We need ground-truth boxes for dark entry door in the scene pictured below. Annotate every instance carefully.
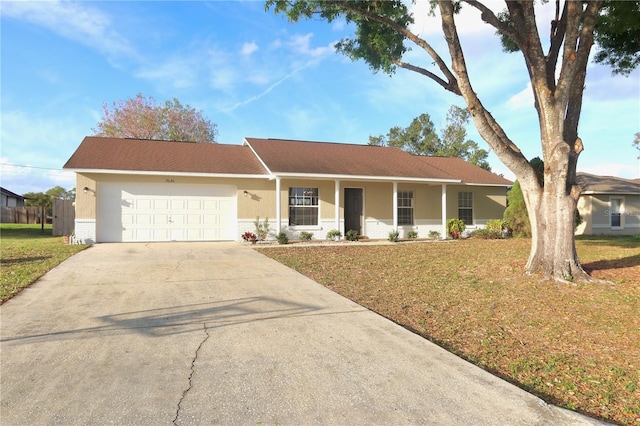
[344,188,363,236]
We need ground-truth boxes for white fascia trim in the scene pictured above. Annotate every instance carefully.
[581,191,640,195]
[461,182,513,188]
[271,172,461,184]
[67,168,271,179]
[242,138,273,175]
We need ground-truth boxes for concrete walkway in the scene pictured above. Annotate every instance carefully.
[1,243,602,425]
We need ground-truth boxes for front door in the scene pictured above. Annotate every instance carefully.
[344,188,363,236]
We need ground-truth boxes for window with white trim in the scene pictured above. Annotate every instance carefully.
[289,187,319,226]
[610,197,623,228]
[397,191,414,225]
[458,192,473,225]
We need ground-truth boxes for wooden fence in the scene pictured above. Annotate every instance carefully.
[52,199,75,236]
[1,206,42,224]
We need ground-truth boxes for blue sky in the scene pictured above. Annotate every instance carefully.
[1,0,639,195]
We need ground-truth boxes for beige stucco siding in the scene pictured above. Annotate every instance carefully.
[75,174,98,219]
[446,185,507,224]
[579,194,640,235]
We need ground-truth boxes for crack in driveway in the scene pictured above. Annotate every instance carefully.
[173,323,210,425]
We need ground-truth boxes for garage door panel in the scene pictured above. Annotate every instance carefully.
[97,182,236,242]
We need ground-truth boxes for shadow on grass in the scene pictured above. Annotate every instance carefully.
[582,253,640,272]
[1,256,51,265]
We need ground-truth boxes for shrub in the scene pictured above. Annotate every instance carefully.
[446,218,466,239]
[428,230,441,240]
[407,230,418,239]
[472,228,499,239]
[479,219,508,239]
[388,230,400,242]
[276,232,289,244]
[326,229,342,240]
[345,229,359,241]
[254,217,270,240]
[300,231,313,241]
[242,231,257,243]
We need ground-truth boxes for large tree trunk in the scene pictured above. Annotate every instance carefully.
[520,164,589,282]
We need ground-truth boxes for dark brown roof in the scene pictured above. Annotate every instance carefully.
[417,156,513,185]
[64,136,513,186]
[245,138,511,184]
[63,137,268,175]
[577,172,640,194]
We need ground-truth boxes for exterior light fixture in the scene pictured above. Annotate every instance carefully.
[243,190,249,197]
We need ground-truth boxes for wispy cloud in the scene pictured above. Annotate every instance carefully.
[241,42,259,56]
[1,0,136,60]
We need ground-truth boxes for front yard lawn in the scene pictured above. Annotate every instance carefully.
[1,224,87,303]
[257,236,640,425]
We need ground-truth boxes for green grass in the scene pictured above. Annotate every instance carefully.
[1,224,87,303]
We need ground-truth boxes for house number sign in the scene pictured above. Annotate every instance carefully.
[166,178,175,183]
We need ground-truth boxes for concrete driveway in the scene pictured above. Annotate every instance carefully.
[1,242,601,425]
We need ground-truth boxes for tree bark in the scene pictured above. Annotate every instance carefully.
[438,0,604,282]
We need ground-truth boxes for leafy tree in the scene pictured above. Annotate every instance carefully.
[634,132,640,159]
[267,0,640,282]
[93,93,218,143]
[24,186,76,217]
[370,105,491,170]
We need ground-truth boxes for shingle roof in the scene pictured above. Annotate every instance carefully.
[245,137,512,185]
[63,137,268,175]
[577,172,640,194]
[63,136,513,186]
[416,156,513,186]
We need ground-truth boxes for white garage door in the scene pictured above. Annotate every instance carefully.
[97,182,236,242]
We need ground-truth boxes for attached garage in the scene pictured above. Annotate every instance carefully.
[97,182,237,242]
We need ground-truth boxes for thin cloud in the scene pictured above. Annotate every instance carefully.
[1,0,136,59]
[241,42,259,56]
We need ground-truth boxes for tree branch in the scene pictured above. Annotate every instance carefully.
[333,1,460,95]
[392,60,461,95]
[462,0,520,43]
[545,1,568,91]
[438,0,533,183]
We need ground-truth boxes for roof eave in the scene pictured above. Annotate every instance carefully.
[67,168,271,179]
[270,172,461,184]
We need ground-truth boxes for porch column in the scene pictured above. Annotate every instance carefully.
[441,184,447,239]
[393,181,398,230]
[275,177,282,233]
[334,179,340,231]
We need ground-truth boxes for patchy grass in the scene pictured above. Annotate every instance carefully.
[257,236,640,425]
[1,224,87,303]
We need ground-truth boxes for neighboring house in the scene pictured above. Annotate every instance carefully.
[575,173,640,236]
[1,187,25,207]
[63,136,512,244]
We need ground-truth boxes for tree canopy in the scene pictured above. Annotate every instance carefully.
[268,0,640,282]
[369,105,491,170]
[24,186,75,216]
[93,94,218,143]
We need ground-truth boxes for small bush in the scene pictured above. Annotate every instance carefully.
[446,218,466,239]
[407,230,418,239]
[326,229,342,240]
[276,232,289,244]
[479,219,508,239]
[388,230,400,242]
[300,231,313,241]
[242,231,257,243]
[345,229,359,241]
[428,230,441,240]
[254,217,270,240]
